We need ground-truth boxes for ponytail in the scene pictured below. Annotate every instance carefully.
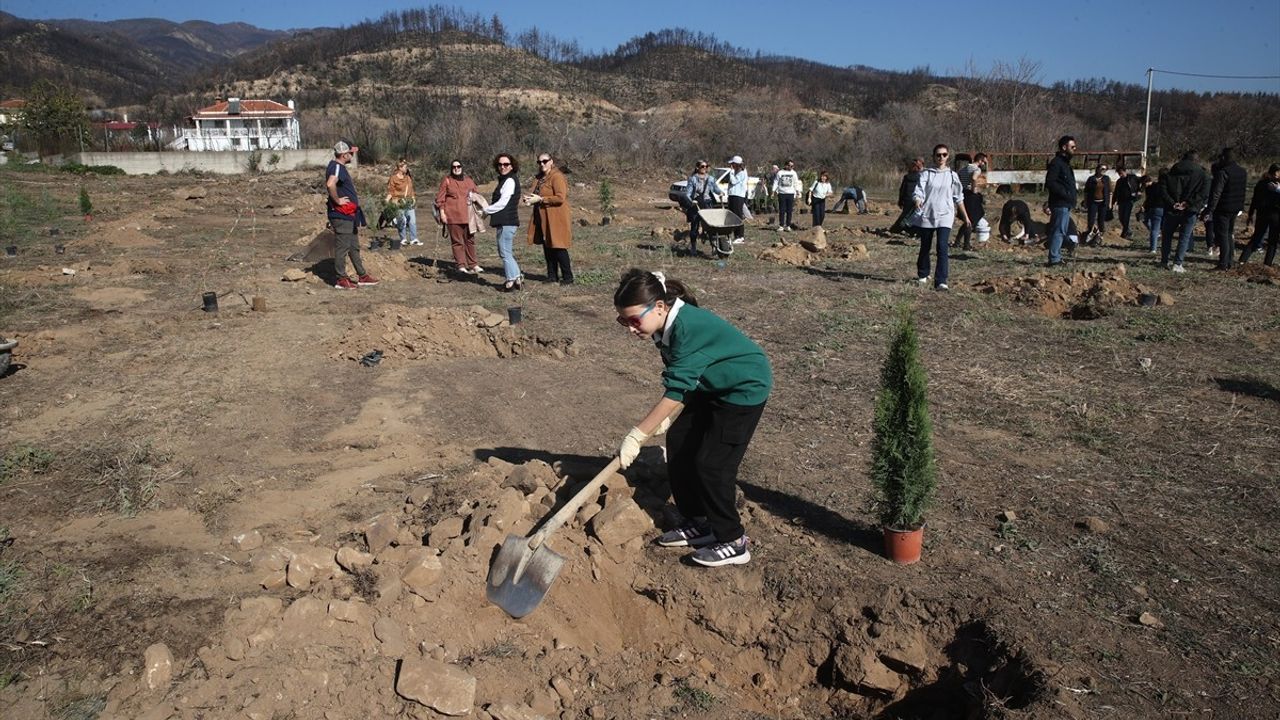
[613,268,698,308]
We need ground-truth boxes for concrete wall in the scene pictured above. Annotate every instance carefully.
[66,149,347,175]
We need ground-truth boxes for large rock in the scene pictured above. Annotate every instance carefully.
[429,516,466,547]
[336,546,374,572]
[143,643,173,691]
[286,546,340,590]
[503,461,559,494]
[589,497,654,547]
[174,187,207,200]
[396,658,476,715]
[800,226,827,252]
[401,548,444,600]
[365,514,400,553]
[835,646,903,698]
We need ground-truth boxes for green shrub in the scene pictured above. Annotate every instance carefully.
[869,308,937,529]
[61,163,124,176]
[78,186,92,216]
[598,179,616,219]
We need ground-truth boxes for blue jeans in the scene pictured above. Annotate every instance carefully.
[1145,207,1164,252]
[1161,209,1197,266]
[394,208,418,242]
[916,227,950,287]
[495,225,521,281]
[1046,207,1073,263]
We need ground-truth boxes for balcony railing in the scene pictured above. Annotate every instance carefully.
[180,127,294,139]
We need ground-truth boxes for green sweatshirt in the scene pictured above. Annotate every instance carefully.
[655,301,772,406]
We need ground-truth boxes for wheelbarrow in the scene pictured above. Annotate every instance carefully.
[697,207,742,257]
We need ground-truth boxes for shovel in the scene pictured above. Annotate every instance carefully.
[486,456,623,618]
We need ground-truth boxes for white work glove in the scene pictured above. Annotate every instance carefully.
[523,193,544,206]
[618,427,649,469]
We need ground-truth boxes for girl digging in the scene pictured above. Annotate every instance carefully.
[614,269,772,567]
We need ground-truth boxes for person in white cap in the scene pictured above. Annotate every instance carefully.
[726,155,748,244]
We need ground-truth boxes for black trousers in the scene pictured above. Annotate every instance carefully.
[955,190,984,247]
[1117,200,1134,238]
[727,195,746,239]
[778,194,795,228]
[999,200,1033,240]
[666,394,766,542]
[542,245,573,282]
[1212,212,1238,269]
[811,198,826,227]
[1240,208,1280,265]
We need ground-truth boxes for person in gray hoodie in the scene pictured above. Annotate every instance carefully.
[910,143,971,290]
[1159,151,1210,272]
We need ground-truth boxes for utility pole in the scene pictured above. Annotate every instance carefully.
[1142,68,1154,170]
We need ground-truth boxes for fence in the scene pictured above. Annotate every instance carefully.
[66,149,344,175]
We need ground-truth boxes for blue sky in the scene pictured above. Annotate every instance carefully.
[12,0,1280,93]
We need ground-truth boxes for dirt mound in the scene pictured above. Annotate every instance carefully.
[334,305,576,364]
[1225,263,1280,285]
[97,457,1053,720]
[974,264,1170,319]
[758,235,870,267]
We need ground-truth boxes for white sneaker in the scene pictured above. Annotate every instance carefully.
[1172,264,1186,273]
[777,226,785,232]
[1208,247,1219,257]
[408,239,423,246]
[936,283,949,291]
[731,238,745,244]
[916,277,929,285]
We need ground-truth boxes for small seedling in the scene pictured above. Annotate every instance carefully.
[78,186,93,220]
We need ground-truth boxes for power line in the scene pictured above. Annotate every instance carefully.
[1151,68,1280,80]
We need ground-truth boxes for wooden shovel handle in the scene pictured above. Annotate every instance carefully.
[527,457,621,550]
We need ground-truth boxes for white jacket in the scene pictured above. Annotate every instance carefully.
[911,167,963,228]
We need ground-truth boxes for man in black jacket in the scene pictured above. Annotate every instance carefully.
[1043,135,1078,266]
[1159,150,1210,273]
[1205,147,1248,269]
[1240,163,1280,264]
[889,157,924,234]
[1111,166,1141,240]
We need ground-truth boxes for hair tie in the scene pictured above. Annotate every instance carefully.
[651,271,667,292]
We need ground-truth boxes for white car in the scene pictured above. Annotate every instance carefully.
[668,167,762,204]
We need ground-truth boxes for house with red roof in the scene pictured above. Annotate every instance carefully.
[0,99,26,126]
[171,97,301,152]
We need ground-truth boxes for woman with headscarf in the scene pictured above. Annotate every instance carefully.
[436,159,482,274]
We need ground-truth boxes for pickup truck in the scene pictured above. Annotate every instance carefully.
[668,167,762,204]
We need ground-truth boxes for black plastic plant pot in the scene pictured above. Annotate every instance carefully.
[4,246,16,257]
[55,244,66,255]
[202,292,219,312]
[507,306,522,325]
[390,238,403,250]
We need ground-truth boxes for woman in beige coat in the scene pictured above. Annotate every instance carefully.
[525,153,573,284]
[436,159,482,274]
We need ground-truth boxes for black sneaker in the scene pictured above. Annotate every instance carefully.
[690,536,751,567]
[657,520,715,547]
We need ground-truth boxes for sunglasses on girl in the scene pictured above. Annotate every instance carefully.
[934,152,949,158]
[498,161,512,167]
[538,157,552,164]
[451,164,462,169]
[616,301,657,329]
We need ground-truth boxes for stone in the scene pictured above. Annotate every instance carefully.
[429,516,466,547]
[336,546,374,572]
[576,503,602,527]
[282,597,327,629]
[224,637,246,661]
[485,488,528,532]
[407,486,434,506]
[272,206,295,217]
[143,643,173,691]
[1075,516,1110,534]
[258,570,287,590]
[327,599,371,624]
[1157,292,1175,306]
[365,514,400,553]
[488,703,545,720]
[800,226,827,252]
[287,547,340,590]
[835,647,903,697]
[504,462,557,494]
[282,268,307,282]
[175,187,207,200]
[1137,611,1164,629]
[879,631,929,674]
[550,676,573,705]
[374,617,407,657]
[589,497,654,547]
[396,658,476,715]
[402,549,444,600]
[997,510,1017,523]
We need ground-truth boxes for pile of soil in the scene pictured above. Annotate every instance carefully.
[1224,263,1280,286]
[973,264,1171,319]
[333,305,576,364]
[99,457,1054,720]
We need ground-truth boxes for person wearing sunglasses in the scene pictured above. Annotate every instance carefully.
[613,268,771,568]
[684,160,725,254]
[476,153,523,290]
[524,154,574,284]
[435,159,483,275]
[910,144,971,291]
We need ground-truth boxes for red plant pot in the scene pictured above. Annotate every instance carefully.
[883,525,924,565]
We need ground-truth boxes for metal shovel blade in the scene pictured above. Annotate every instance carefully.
[486,534,566,619]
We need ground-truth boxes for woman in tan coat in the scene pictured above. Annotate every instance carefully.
[525,153,573,284]
[436,159,482,274]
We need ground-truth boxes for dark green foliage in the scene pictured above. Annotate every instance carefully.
[598,179,615,218]
[18,80,89,157]
[870,308,936,529]
[78,186,92,216]
[62,164,123,176]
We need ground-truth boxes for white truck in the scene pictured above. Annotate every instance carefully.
[668,167,763,204]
